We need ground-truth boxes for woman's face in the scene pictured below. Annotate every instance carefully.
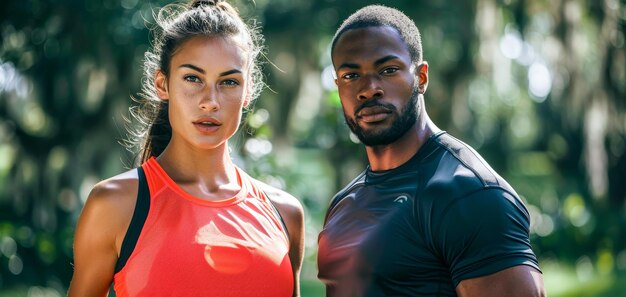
[156,35,250,151]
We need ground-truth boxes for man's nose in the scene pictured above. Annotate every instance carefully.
[357,74,384,101]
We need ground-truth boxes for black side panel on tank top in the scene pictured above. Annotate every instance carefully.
[114,167,151,273]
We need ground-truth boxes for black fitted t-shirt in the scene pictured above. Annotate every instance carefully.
[317,132,540,297]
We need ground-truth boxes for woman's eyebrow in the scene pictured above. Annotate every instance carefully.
[179,63,205,74]
[219,69,242,76]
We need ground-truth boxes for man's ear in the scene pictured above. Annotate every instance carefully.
[416,61,429,94]
[155,70,169,100]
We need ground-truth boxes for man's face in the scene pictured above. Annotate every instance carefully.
[332,26,423,147]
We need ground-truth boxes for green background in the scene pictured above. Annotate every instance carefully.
[1,0,625,296]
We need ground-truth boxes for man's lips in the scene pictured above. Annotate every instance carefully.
[356,106,392,123]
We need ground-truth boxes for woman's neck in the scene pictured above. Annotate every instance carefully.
[155,140,241,200]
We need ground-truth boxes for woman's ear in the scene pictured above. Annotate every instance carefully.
[155,70,169,100]
[416,61,429,94]
[241,86,250,108]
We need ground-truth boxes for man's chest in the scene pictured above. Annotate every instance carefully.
[318,186,447,283]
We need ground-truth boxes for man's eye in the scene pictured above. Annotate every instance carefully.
[184,75,201,83]
[381,67,399,75]
[342,73,359,80]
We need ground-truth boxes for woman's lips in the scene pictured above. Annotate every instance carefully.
[193,117,222,133]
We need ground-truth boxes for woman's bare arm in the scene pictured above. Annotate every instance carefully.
[68,170,138,297]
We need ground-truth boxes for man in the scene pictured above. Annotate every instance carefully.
[317,5,545,297]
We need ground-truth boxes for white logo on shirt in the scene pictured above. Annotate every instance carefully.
[394,195,408,203]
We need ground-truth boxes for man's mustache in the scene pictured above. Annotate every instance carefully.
[354,100,396,117]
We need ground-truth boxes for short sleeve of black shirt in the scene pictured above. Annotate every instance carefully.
[433,187,540,287]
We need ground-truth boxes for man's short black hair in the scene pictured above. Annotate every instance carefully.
[331,5,423,63]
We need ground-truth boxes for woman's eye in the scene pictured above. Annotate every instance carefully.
[221,79,240,86]
[184,75,201,83]
[381,67,399,75]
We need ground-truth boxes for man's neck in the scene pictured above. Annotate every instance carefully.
[365,113,439,172]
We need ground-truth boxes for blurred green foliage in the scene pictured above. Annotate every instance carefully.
[1,0,625,296]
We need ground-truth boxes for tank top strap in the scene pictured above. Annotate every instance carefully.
[237,170,290,242]
[114,166,151,273]
[236,169,264,201]
[142,157,170,196]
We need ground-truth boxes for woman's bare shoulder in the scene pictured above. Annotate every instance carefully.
[253,178,305,278]
[253,179,304,239]
[70,168,141,296]
[254,180,303,213]
[79,168,141,243]
[87,169,139,210]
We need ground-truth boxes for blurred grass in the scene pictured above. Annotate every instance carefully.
[542,261,626,297]
[301,279,325,297]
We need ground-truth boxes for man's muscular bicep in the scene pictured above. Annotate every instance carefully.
[456,265,545,297]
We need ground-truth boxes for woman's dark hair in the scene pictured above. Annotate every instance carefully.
[126,0,264,165]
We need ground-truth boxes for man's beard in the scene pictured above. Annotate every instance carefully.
[344,85,419,146]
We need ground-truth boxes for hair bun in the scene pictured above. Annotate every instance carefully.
[191,0,222,8]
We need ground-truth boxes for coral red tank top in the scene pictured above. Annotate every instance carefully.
[113,157,293,296]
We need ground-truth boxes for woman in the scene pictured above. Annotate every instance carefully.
[68,0,304,296]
